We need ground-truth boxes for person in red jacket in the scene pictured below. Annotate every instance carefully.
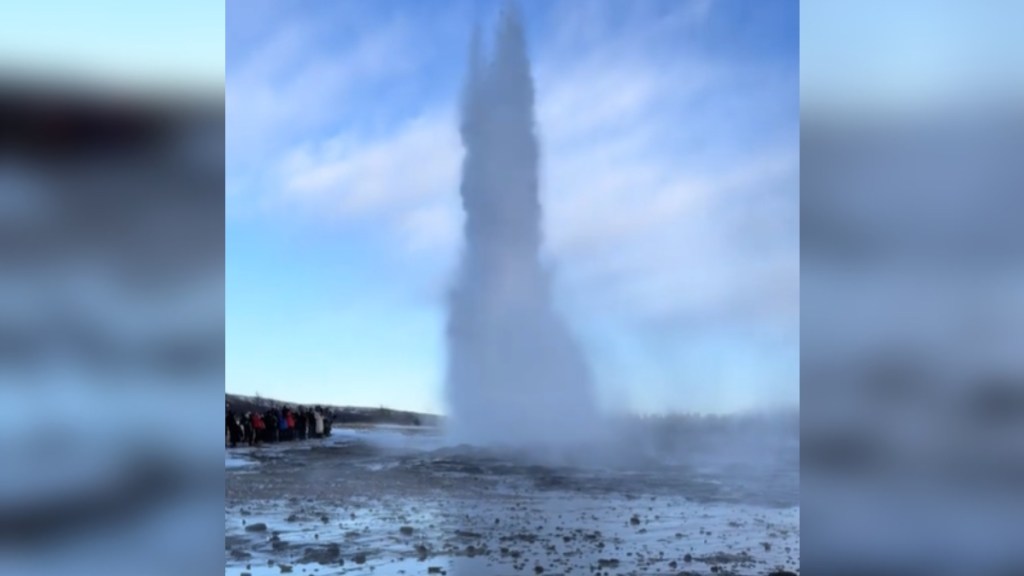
[285,409,296,441]
[250,412,265,446]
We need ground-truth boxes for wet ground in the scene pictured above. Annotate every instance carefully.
[225,426,799,575]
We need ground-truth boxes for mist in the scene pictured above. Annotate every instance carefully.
[444,7,599,449]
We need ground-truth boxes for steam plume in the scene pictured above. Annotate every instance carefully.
[444,5,598,448]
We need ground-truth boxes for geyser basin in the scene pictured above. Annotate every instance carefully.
[225,423,800,576]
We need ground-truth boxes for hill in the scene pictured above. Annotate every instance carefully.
[225,393,443,427]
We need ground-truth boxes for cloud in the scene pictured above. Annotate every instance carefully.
[282,114,459,212]
[227,9,417,198]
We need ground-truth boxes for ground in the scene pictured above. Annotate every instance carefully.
[225,425,799,576]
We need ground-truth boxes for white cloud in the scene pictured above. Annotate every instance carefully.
[282,114,460,214]
[227,14,417,200]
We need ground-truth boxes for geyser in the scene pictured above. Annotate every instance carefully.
[444,6,598,448]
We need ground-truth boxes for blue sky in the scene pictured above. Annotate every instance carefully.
[802,0,1024,114]
[1,0,222,89]
[226,0,799,415]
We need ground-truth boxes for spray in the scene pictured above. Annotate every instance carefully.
[444,5,598,449]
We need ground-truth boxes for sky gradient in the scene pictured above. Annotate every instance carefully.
[1,0,223,89]
[226,0,799,415]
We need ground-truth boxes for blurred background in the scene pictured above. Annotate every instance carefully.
[0,2,224,575]
[5,0,1024,574]
[801,1,1024,574]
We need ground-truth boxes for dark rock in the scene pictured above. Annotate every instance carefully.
[353,553,367,565]
[597,559,620,568]
[279,565,293,574]
[245,523,267,532]
[697,552,753,565]
[684,553,693,562]
[301,543,341,564]
[533,565,544,574]
[767,571,798,576]
[399,525,415,536]
[428,567,443,574]
[629,514,640,526]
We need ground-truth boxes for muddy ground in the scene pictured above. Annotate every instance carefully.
[225,426,799,575]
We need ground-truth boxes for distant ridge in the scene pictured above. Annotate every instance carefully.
[225,393,443,427]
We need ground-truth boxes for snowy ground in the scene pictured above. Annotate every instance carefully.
[225,425,799,575]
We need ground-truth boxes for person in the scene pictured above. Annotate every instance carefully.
[226,403,242,448]
[250,411,265,445]
[277,406,289,441]
[266,409,279,443]
[296,409,307,441]
[285,408,296,441]
[314,407,324,438]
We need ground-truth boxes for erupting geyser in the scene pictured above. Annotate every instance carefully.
[444,6,598,448]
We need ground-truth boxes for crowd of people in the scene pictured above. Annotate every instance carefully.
[226,402,334,447]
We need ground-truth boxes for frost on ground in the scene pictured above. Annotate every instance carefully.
[225,424,799,576]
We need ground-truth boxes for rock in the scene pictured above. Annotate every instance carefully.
[399,525,415,536]
[245,523,267,532]
[353,553,367,565]
[767,572,798,576]
[301,543,341,564]
[533,565,544,574]
[597,559,620,568]
[279,565,293,574]
[286,514,299,522]
[428,567,443,574]
[230,549,251,560]
[629,514,640,526]
[684,553,693,562]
